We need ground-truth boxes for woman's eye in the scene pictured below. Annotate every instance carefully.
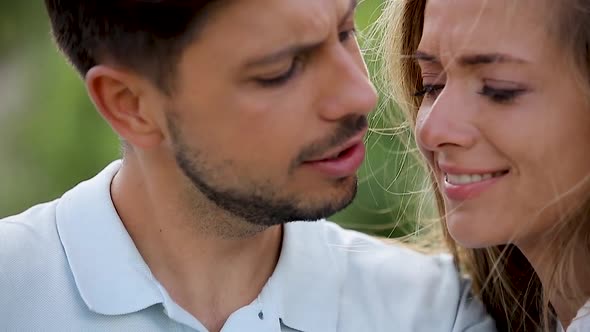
[256,57,303,87]
[479,85,527,103]
[415,84,444,100]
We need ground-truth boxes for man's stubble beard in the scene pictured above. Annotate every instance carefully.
[167,113,365,230]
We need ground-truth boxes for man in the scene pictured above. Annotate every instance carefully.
[0,0,496,331]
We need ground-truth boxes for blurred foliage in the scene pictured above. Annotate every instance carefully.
[0,1,433,238]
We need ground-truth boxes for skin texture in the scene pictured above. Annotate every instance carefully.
[84,0,377,331]
[415,0,590,326]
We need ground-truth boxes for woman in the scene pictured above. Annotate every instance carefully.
[378,0,590,331]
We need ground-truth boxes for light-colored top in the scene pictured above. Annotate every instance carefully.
[557,301,590,332]
[0,160,497,332]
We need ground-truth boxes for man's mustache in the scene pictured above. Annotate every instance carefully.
[293,115,368,168]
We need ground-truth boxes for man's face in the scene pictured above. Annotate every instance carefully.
[158,0,377,226]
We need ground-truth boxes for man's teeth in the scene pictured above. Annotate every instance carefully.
[445,172,505,185]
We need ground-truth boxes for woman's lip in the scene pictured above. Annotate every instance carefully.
[441,171,509,201]
[438,163,510,175]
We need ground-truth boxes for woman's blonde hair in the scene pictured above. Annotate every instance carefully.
[375,0,590,330]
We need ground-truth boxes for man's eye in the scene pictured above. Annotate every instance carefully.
[256,57,304,87]
[339,28,357,43]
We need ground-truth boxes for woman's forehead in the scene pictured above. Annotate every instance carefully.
[419,0,550,65]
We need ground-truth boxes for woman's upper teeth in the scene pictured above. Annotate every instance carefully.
[445,171,504,185]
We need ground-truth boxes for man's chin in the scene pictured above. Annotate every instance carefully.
[295,177,358,220]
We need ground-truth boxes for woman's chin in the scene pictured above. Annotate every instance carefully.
[446,216,509,249]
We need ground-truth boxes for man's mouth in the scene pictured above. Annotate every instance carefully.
[301,129,367,179]
[305,134,365,163]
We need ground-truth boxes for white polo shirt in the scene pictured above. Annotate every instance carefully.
[557,301,590,332]
[0,161,497,332]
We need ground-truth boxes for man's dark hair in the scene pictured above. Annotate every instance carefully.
[44,0,222,92]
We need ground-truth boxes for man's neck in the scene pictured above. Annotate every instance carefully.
[111,158,283,332]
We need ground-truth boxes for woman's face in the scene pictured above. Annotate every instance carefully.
[415,0,590,249]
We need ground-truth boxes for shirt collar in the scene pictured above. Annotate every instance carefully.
[268,221,344,332]
[56,160,345,332]
[56,160,163,315]
[566,301,590,331]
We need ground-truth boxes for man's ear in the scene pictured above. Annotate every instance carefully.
[85,65,165,149]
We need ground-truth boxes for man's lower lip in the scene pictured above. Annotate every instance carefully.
[442,173,507,201]
[303,143,365,178]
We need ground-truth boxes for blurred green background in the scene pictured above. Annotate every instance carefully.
[0,1,432,238]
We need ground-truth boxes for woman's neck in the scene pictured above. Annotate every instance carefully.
[518,233,590,329]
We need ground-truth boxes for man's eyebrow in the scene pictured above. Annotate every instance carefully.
[244,0,358,69]
[340,0,358,26]
[244,42,323,68]
[414,51,529,66]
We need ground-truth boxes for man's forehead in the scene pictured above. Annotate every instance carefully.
[177,0,356,73]
[202,0,354,38]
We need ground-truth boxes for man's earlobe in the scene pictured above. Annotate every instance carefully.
[85,66,164,149]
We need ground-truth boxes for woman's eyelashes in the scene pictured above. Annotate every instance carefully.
[415,82,528,103]
[415,84,444,99]
[478,85,528,103]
